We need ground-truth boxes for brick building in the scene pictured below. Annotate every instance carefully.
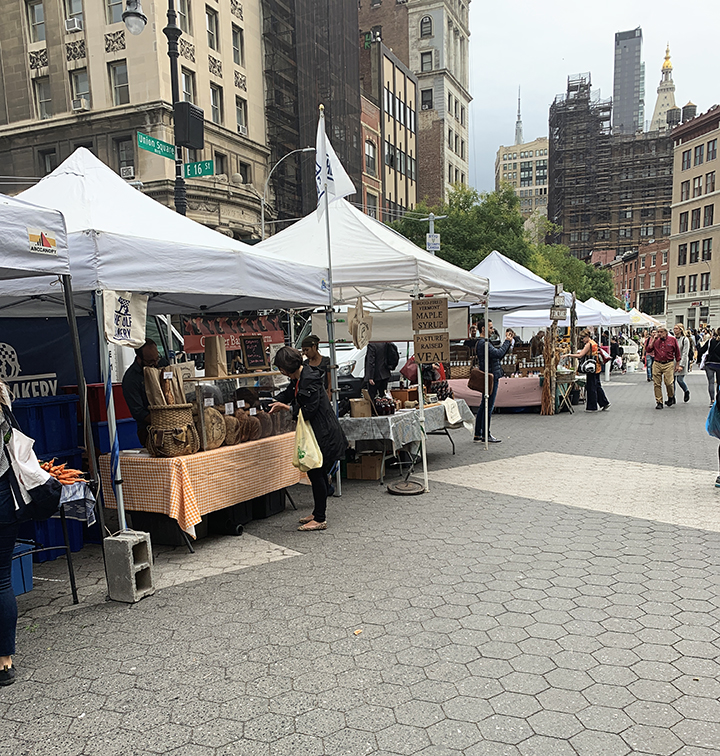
[360,94,382,218]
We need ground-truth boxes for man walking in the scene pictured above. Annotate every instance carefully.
[647,326,681,409]
[474,322,514,443]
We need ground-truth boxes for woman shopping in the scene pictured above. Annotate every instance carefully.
[568,330,610,412]
[270,346,347,531]
[673,324,692,403]
[699,330,720,407]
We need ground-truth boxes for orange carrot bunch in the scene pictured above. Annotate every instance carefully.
[40,459,87,485]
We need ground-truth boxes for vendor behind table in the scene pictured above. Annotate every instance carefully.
[301,334,331,398]
[121,339,169,447]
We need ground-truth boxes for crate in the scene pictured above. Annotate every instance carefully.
[12,395,80,457]
[17,517,84,563]
[11,542,33,596]
[91,419,142,454]
[62,383,132,423]
[208,501,254,536]
[251,490,286,520]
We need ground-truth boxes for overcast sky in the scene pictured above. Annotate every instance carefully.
[468,0,720,192]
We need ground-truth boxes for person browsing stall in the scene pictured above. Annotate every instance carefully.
[474,322,514,444]
[567,330,610,412]
[270,347,347,531]
[646,326,681,409]
[301,334,331,397]
[121,339,169,446]
[364,342,393,400]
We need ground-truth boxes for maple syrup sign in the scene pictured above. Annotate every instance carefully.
[412,297,449,331]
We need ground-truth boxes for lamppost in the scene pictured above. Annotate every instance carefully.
[261,147,315,240]
[123,0,189,215]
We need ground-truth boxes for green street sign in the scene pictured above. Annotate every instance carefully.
[184,160,214,178]
[137,131,175,160]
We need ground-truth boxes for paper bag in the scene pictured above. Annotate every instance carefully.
[205,336,228,377]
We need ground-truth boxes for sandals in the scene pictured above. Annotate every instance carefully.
[298,521,327,531]
[298,515,314,524]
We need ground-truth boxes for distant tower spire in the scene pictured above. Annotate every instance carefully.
[514,87,523,145]
[649,43,677,132]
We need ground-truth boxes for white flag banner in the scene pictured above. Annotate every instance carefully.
[315,109,356,214]
[102,290,148,347]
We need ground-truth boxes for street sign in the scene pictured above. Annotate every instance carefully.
[553,294,566,307]
[137,132,175,160]
[426,233,440,252]
[184,159,214,178]
[550,307,567,321]
[414,332,450,364]
[412,297,449,331]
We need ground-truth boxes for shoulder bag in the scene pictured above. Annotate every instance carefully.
[467,368,494,395]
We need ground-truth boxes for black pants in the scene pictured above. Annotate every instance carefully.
[586,371,609,411]
[367,379,389,400]
[0,475,19,657]
[307,459,335,523]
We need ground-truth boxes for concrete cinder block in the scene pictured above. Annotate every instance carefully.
[104,531,155,603]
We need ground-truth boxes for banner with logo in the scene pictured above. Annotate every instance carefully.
[102,291,148,348]
[182,314,285,354]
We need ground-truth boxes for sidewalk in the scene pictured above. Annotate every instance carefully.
[3,370,720,755]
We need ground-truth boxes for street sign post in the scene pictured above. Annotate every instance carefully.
[426,233,440,252]
[137,132,175,160]
[183,160,214,178]
[550,307,567,321]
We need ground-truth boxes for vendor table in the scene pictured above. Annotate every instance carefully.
[99,432,300,534]
[339,400,474,482]
[448,376,543,409]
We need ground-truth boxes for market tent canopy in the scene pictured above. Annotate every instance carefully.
[0,148,327,315]
[256,199,489,305]
[468,251,557,310]
[0,193,69,280]
[584,298,631,326]
[628,308,661,327]
[504,299,612,329]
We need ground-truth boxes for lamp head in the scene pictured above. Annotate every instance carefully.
[123,0,147,35]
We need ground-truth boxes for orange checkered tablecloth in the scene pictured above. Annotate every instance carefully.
[98,433,301,533]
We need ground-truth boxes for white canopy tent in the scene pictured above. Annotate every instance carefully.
[256,198,489,306]
[504,299,612,329]
[0,148,328,316]
[628,308,661,327]
[468,251,557,310]
[584,298,632,326]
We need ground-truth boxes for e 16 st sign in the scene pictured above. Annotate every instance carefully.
[411,297,449,332]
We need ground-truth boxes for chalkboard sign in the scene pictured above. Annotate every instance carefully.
[241,336,269,371]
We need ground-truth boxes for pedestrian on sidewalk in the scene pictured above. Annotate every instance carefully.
[647,326,681,409]
[474,322,514,444]
[568,330,610,412]
[699,330,720,407]
[642,328,656,382]
[673,324,692,403]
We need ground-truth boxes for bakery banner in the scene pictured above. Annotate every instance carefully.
[102,290,148,347]
[182,314,285,354]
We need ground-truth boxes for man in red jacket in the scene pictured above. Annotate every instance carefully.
[647,327,681,409]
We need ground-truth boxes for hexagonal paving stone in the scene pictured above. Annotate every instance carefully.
[242,713,294,742]
[490,692,541,719]
[570,729,630,756]
[478,714,534,745]
[428,719,482,749]
[395,700,445,728]
[576,705,633,734]
[323,728,377,755]
[527,709,583,740]
[376,723,431,755]
[622,724,684,755]
[517,734,579,756]
[268,733,323,756]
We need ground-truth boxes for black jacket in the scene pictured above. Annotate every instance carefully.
[365,343,392,382]
[475,337,512,378]
[275,366,347,463]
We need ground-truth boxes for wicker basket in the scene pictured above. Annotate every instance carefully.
[450,364,472,380]
[147,403,200,457]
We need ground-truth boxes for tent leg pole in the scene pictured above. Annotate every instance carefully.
[417,362,429,492]
[485,301,489,451]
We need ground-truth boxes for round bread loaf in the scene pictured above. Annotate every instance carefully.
[204,407,227,450]
[234,409,253,443]
[257,410,274,438]
[247,414,262,441]
[223,414,240,445]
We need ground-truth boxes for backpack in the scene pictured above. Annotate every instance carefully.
[386,342,400,370]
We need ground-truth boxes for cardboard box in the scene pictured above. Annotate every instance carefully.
[346,461,364,479]
[361,453,383,480]
[391,388,418,404]
[350,397,372,418]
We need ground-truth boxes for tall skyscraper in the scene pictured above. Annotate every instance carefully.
[649,45,677,133]
[514,88,523,145]
[613,27,645,134]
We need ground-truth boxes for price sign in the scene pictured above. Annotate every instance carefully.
[225,402,234,415]
[414,332,450,363]
[204,397,214,407]
[550,307,567,321]
[163,371,173,379]
[249,407,257,416]
[237,400,245,408]
[412,297,449,332]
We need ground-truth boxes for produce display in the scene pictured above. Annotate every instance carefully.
[40,459,87,485]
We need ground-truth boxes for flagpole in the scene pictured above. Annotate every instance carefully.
[319,105,342,497]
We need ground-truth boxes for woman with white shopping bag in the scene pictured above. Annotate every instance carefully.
[270,347,347,531]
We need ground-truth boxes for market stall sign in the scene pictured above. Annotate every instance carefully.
[184,159,214,178]
[241,336,270,370]
[414,332,450,363]
[137,132,175,160]
[550,307,567,321]
[412,297,448,332]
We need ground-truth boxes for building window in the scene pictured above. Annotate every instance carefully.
[236,160,250,183]
[650,254,656,267]
[662,250,667,265]
[680,180,690,201]
[214,151,227,176]
[177,0,191,34]
[210,84,223,123]
[448,163,453,183]
[384,141,395,168]
[708,139,717,162]
[65,0,83,22]
[364,140,376,177]
[460,140,465,160]
[420,89,432,111]
[681,149,691,170]
[688,274,698,293]
[679,212,688,233]
[706,172,716,194]
[39,149,57,175]
[420,15,432,37]
[232,25,244,66]
[34,77,51,119]
[694,144,704,166]
[461,106,465,125]
[693,176,703,198]
[420,52,432,72]
[661,272,667,287]
[448,128,452,148]
[691,208,701,229]
[70,68,90,106]
[366,193,378,219]
[109,61,129,105]
[206,7,219,51]
[704,204,714,227]
[702,238,712,261]
[235,95,247,134]
[454,134,459,154]
[677,276,686,294]
[106,0,123,24]
[181,68,195,103]
[690,241,700,263]
[649,274,656,289]
[678,244,687,265]
[115,137,134,175]
[638,276,644,291]
[640,256,646,269]
[27,0,45,41]
[701,272,711,292]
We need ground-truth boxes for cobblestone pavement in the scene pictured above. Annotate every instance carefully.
[3,371,720,755]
